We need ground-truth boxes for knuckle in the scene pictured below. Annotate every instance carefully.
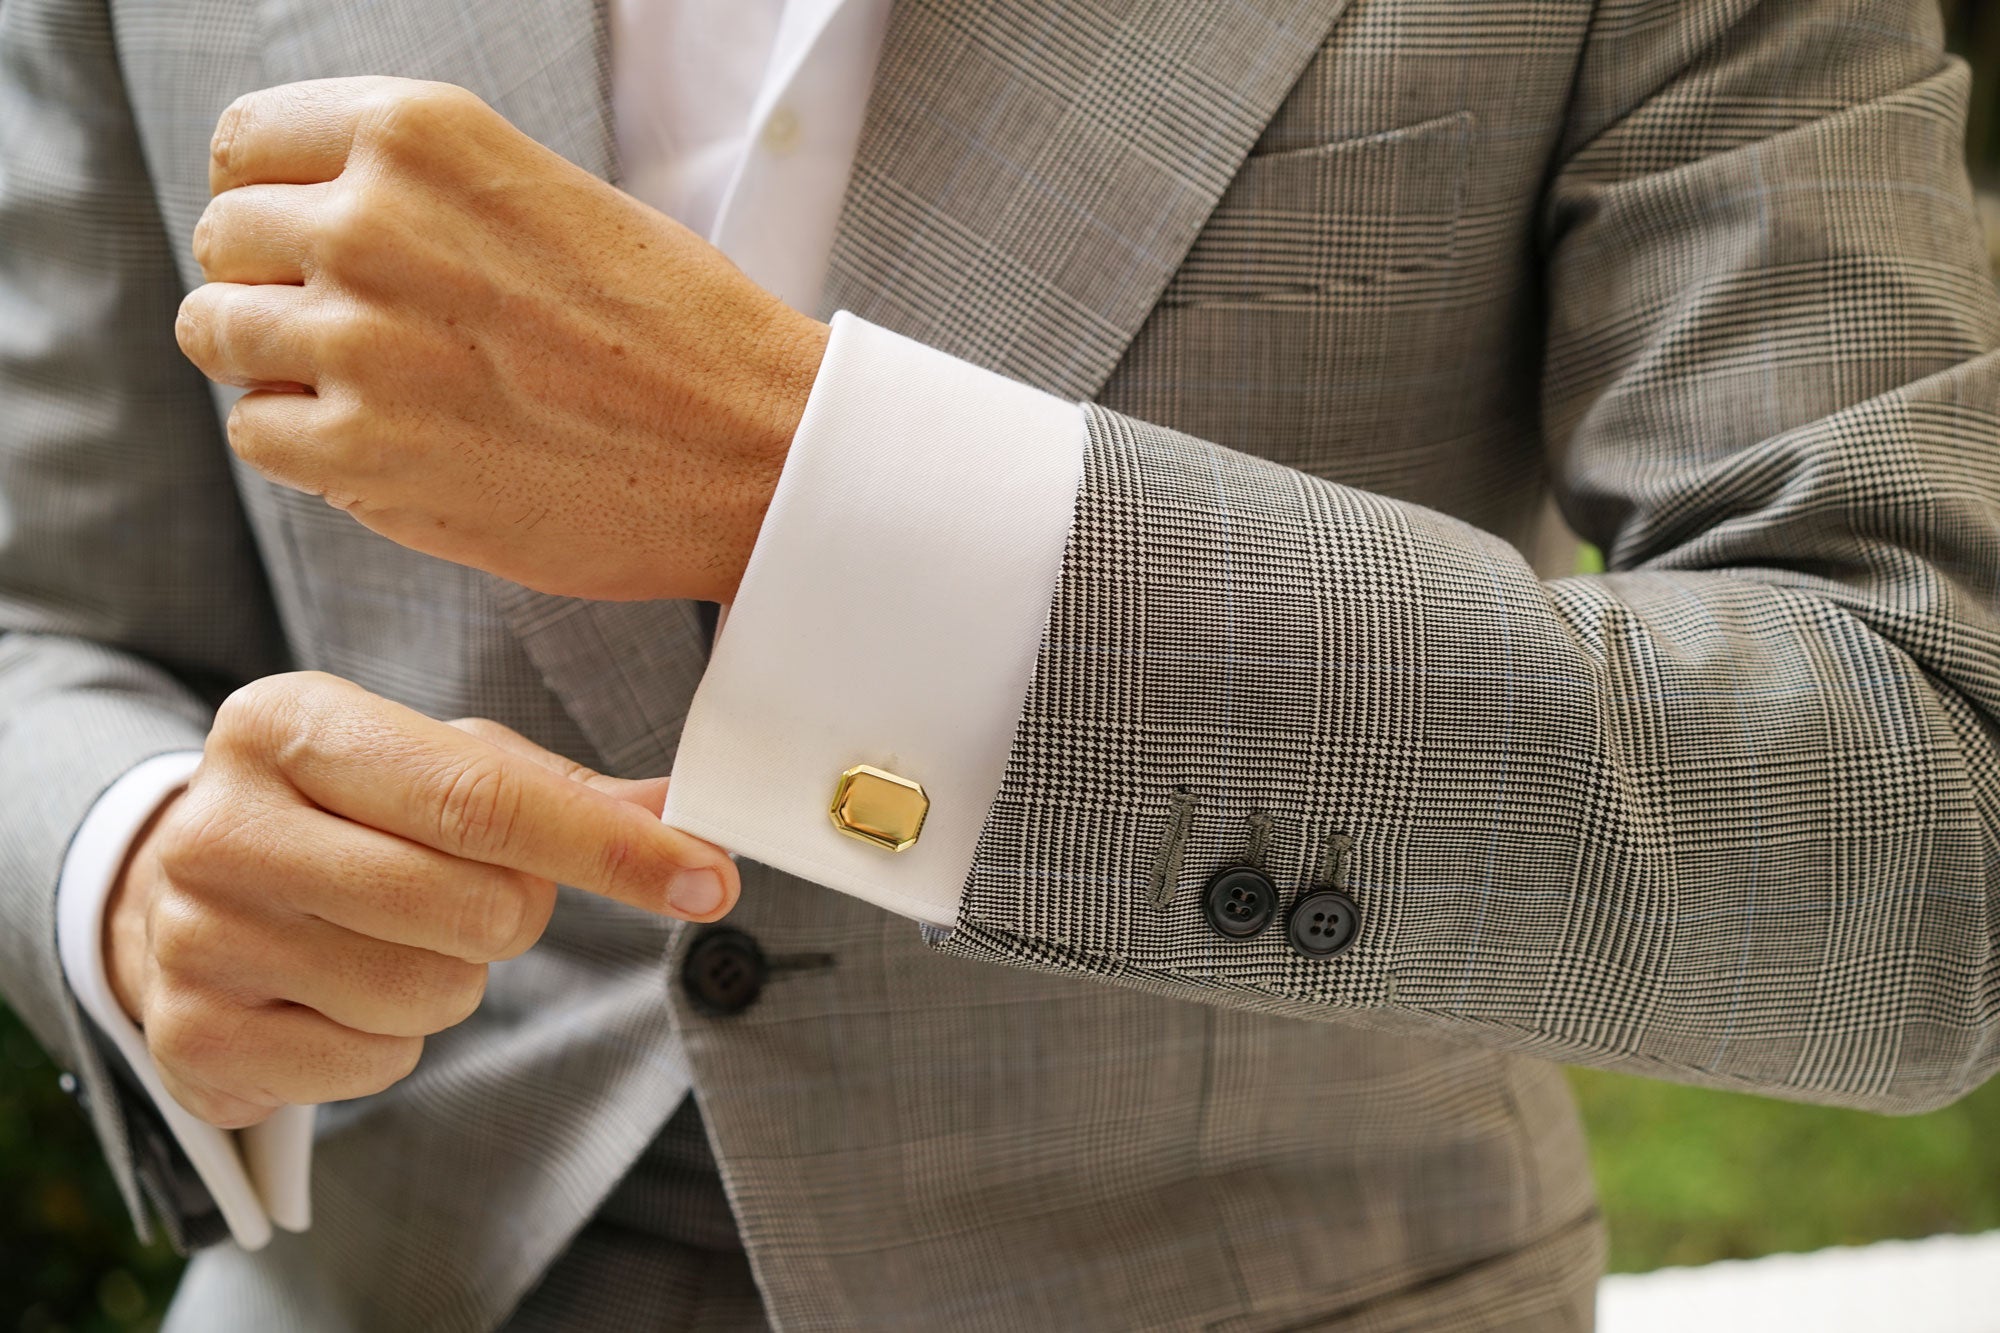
[597,829,677,908]
[153,796,240,888]
[315,391,366,444]
[457,871,548,962]
[147,886,221,982]
[175,290,216,366]
[215,288,270,353]
[391,1035,425,1086]
[224,671,350,773]
[191,207,218,272]
[354,1035,423,1097]
[364,83,475,159]
[312,180,376,275]
[151,801,209,884]
[303,386,365,456]
[215,674,304,752]
[458,879,523,962]
[166,1064,273,1130]
[365,952,485,1035]
[212,677,270,735]
[434,760,519,857]
[432,960,488,1029]
[311,306,373,380]
[185,794,281,888]
[210,97,249,181]
[312,394,383,487]
[146,992,245,1086]
[144,1004,195,1068]
[221,401,260,466]
[223,397,268,466]
[184,287,271,384]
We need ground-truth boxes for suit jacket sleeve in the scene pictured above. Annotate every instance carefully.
[0,0,286,1237]
[931,0,2000,1115]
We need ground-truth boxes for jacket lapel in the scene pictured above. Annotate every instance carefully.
[487,588,712,777]
[515,0,1347,779]
[819,0,1349,399]
[258,0,704,777]
[264,0,1346,779]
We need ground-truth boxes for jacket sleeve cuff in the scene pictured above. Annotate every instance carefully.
[55,750,313,1249]
[663,312,1085,927]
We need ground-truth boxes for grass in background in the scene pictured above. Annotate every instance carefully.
[2,1005,179,1333]
[1572,1067,2000,1272]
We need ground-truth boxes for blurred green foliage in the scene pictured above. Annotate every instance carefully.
[5,5,2000,1331]
[1573,1067,2000,1273]
[1,1005,179,1333]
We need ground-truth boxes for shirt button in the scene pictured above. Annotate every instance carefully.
[681,928,768,1016]
[1202,866,1279,940]
[761,106,802,155]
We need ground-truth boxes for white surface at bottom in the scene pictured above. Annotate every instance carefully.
[1598,1230,2000,1333]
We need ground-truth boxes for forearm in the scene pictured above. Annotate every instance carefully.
[934,381,2000,1112]
[665,303,1994,1110]
[889,0,2000,1113]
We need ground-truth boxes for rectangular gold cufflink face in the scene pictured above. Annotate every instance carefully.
[830,764,928,852]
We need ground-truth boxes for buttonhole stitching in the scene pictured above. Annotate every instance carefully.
[1149,788,1198,910]
[1243,811,1276,870]
[1314,831,1354,893]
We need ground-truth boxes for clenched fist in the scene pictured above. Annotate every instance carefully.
[104,672,738,1129]
[175,76,830,604]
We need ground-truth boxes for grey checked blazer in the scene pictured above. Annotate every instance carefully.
[4,0,1998,1328]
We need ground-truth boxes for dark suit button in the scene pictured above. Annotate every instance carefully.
[1289,890,1360,957]
[681,928,767,1016]
[1203,866,1279,939]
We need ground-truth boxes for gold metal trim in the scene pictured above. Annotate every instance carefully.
[829,764,929,852]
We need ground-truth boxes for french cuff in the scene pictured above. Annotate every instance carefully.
[664,312,1086,928]
[55,750,315,1250]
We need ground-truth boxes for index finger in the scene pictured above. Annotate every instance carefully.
[209,76,419,194]
[257,679,738,919]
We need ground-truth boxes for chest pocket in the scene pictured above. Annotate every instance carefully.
[1161,110,1474,305]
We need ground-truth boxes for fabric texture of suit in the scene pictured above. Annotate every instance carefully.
[3,0,1996,1328]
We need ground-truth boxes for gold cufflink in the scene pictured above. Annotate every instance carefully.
[830,764,928,852]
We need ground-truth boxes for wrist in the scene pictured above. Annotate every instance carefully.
[709,306,830,604]
[104,789,180,1025]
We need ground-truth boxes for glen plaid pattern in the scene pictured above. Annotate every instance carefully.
[938,0,2000,1114]
[0,0,1993,1331]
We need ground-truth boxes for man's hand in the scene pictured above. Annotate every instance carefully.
[103,672,739,1129]
[175,77,830,604]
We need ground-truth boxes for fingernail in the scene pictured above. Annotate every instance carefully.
[668,867,724,917]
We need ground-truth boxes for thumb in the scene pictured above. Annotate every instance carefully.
[444,716,709,864]
[446,719,673,815]
[588,774,672,818]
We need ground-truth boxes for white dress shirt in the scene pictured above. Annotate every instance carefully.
[54,0,1085,1248]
